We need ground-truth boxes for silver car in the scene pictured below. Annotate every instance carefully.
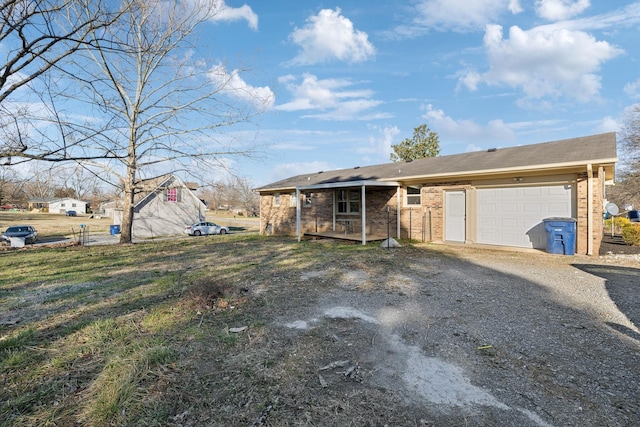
[184,221,229,236]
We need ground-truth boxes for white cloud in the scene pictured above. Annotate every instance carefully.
[275,73,386,121]
[460,24,622,104]
[205,0,258,30]
[535,0,590,21]
[208,64,275,109]
[288,8,375,65]
[547,3,640,32]
[423,104,516,142]
[593,116,619,134]
[411,0,522,33]
[358,125,401,160]
[268,161,335,183]
[508,0,524,14]
[266,129,341,152]
[624,78,640,99]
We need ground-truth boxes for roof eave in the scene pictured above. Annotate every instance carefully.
[255,179,399,193]
[296,180,399,190]
[256,157,618,192]
[380,158,618,182]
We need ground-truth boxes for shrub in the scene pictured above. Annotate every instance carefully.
[621,223,640,246]
[604,216,631,235]
[604,216,630,229]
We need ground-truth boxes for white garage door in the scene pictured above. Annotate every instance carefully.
[477,185,573,249]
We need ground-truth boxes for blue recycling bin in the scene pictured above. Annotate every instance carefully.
[543,218,576,255]
[110,225,121,235]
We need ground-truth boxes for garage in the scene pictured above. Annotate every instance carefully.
[476,184,574,249]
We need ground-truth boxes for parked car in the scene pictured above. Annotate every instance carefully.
[184,221,229,236]
[628,210,640,222]
[1,225,38,244]
[66,210,77,216]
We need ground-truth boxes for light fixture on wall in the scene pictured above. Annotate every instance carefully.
[513,177,524,182]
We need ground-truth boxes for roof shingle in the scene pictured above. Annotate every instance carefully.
[255,133,617,192]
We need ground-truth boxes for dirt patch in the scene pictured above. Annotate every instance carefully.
[173,243,639,426]
[599,233,640,255]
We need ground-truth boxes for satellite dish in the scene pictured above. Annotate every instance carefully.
[605,202,619,216]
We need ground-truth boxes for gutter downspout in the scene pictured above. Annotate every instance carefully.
[296,188,301,242]
[587,164,593,256]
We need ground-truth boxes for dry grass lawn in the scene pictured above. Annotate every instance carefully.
[1,233,638,427]
[0,211,112,238]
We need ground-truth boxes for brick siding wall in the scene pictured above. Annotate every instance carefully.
[260,174,605,255]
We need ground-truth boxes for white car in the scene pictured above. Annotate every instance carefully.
[184,221,229,236]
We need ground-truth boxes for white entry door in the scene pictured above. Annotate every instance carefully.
[445,191,466,242]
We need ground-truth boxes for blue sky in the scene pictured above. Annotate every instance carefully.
[201,0,640,186]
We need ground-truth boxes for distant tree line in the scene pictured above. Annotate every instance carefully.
[608,106,640,211]
[0,164,258,216]
[199,176,259,216]
[0,164,109,209]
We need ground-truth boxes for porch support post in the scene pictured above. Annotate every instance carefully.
[296,187,301,242]
[587,164,593,256]
[332,190,336,231]
[396,187,401,238]
[361,184,366,245]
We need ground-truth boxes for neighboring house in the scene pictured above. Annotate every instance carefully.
[254,133,617,256]
[99,200,123,220]
[48,198,88,214]
[128,173,206,238]
[28,198,88,214]
[27,198,49,211]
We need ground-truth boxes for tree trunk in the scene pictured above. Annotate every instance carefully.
[119,162,136,244]
[119,187,134,243]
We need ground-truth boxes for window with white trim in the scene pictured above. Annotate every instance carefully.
[166,188,178,202]
[290,192,297,207]
[163,187,182,202]
[304,192,312,207]
[337,189,360,214]
[405,185,421,206]
[274,193,280,206]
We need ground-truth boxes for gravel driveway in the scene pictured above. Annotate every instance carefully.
[277,244,639,426]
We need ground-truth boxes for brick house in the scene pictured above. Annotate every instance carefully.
[254,133,617,256]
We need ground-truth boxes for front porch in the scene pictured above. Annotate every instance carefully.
[295,180,400,246]
[303,230,388,243]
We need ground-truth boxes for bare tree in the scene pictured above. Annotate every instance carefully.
[229,176,258,215]
[200,182,228,213]
[0,166,26,206]
[57,164,103,200]
[613,105,640,209]
[63,0,272,243]
[23,165,56,199]
[0,0,120,162]
[620,106,640,171]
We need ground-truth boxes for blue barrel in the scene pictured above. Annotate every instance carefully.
[110,225,121,235]
[543,218,576,255]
